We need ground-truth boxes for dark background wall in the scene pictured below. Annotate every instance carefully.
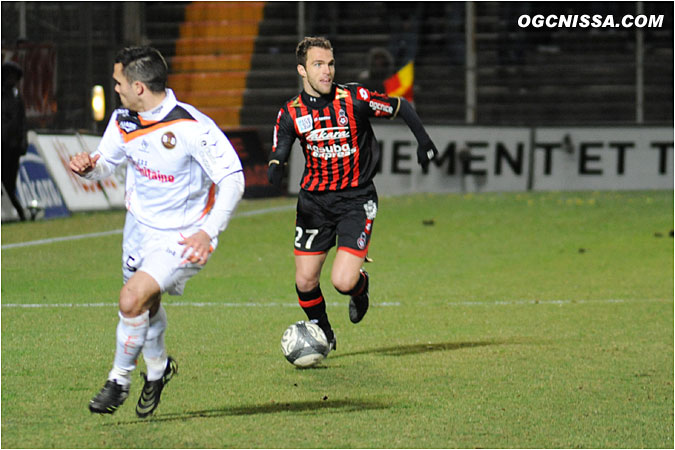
[1,1,673,136]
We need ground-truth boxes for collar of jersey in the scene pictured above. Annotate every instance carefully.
[301,85,336,109]
[116,89,197,143]
[138,88,178,122]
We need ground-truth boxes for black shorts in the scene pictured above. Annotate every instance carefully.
[294,183,378,258]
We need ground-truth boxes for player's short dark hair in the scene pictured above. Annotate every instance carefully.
[296,37,333,67]
[115,46,168,93]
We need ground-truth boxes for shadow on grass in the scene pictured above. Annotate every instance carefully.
[109,398,389,425]
[330,337,530,359]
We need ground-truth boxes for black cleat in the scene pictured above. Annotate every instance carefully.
[135,356,178,418]
[326,335,337,355]
[349,269,369,323]
[89,380,129,414]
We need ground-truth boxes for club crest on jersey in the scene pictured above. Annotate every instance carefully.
[338,109,349,126]
[161,131,177,149]
[364,200,378,220]
[295,115,313,133]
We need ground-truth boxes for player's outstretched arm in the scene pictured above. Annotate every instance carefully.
[396,98,439,170]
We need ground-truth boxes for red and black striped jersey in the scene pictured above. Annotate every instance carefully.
[271,83,401,192]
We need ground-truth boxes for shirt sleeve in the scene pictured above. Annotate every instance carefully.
[83,111,126,180]
[189,123,244,185]
[269,106,296,165]
[95,111,127,165]
[199,170,245,239]
[189,123,245,239]
[351,84,402,120]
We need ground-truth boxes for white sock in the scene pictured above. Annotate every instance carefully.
[108,310,150,387]
[142,305,168,381]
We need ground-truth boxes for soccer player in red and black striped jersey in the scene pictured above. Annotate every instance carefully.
[268,37,438,353]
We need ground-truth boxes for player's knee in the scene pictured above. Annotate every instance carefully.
[118,286,145,317]
[295,277,319,293]
[331,271,359,294]
[295,270,320,293]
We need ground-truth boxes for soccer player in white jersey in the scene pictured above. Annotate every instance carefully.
[70,46,245,417]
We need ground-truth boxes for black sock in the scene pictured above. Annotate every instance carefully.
[296,284,333,341]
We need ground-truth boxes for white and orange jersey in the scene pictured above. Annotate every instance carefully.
[94,89,243,231]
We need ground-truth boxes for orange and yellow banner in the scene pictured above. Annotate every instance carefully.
[383,61,414,102]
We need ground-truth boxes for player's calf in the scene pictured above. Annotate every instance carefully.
[336,269,369,323]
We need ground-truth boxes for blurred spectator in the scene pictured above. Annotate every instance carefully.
[358,47,394,92]
[386,2,424,68]
[2,61,27,221]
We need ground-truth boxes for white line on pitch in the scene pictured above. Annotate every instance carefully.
[1,204,295,250]
[0,301,400,309]
[1,298,669,309]
[1,229,124,250]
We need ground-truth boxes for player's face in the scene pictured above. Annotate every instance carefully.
[299,47,335,96]
[113,63,141,111]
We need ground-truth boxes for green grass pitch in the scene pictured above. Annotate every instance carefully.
[1,191,673,448]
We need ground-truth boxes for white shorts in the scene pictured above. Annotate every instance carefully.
[121,212,218,295]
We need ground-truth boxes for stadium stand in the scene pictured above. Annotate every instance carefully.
[468,2,674,125]
[147,1,264,127]
[2,1,672,133]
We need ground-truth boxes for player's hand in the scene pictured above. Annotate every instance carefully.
[267,161,283,188]
[179,230,213,265]
[416,139,438,171]
[70,152,100,176]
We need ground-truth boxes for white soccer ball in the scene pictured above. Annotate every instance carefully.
[281,321,329,368]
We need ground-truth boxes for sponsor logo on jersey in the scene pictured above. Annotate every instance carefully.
[118,120,138,133]
[369,100,393,115]
[132,160,176,183]
[357,87,370,101]
[137,167,175,183]
[308,142,357,160]
[306,127,350,142]
[295,114,313,133]
[162,131,177,149]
